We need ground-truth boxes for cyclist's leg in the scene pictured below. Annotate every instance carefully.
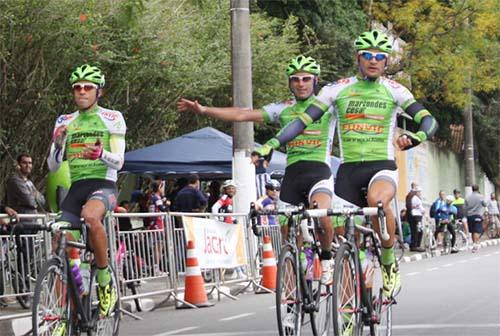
[448,222,457,250]
[367,172,400,297]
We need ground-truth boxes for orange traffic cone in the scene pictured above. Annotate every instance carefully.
[313,254,322,281]
[178,240,213,308]
[261,235,277,291]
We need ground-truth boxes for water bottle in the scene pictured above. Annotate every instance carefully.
[303,245,314,280]
[71,263,85,295]
[80,262,91,295]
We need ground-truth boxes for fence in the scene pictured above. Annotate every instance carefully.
[0,211,283,321]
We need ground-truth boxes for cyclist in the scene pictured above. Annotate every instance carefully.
[255,179,281,226]
[434,195,458,253]
[177,55,337,284]
[254,30,439,298]
[47,64,126,318]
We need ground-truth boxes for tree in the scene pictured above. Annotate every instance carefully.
[370,0,499,187]
[0,0,301,193]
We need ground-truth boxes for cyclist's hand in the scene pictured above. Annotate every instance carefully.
[177,98,206,115]
[251,138,279,166]
[53,125,68,149]
[82,138,103,160]
[397,131,426,151]
[4,206,18,219]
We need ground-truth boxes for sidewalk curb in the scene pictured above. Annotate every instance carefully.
[401,238,500,263]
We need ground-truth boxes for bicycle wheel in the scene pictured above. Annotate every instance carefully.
[442,232,451,255]
[454,230,468,251]
[11,262,32,309]
[393,240,404,263]
[369,288,393,336]
[310,276,332,336]
[276,245,302,336]
[333,243,362,336]
[88,265,120,336]
[486,223,497,240]
[32,258,72,336]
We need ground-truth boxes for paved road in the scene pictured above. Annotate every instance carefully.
[3,243,499,335]
[117,244,500,336]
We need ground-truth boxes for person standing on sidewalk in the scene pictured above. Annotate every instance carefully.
[486,192,500,238]
[409,186,425,252]
[465,185,487,252]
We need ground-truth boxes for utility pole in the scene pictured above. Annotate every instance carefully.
[463,18,475,196]
[230,0,256,213]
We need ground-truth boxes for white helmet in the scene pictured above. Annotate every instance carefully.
[222,180,236,188]
[446,195,454,202]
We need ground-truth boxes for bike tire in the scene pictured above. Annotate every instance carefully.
[310,276,332,336]
[276,245,302,336]
[87,265,120,336]
[332,243,363,336]
[32,258,72,336]
[455,230,468,251]
[442,232,451,255]
[393,240,405,264]
[12,266,31,309]
[369,287,393,336]
[486,224,497,240]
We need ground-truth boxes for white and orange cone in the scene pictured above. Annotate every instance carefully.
[179,240,213,308]
[261,235,277,291]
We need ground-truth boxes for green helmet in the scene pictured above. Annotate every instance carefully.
[354,30,392,53]
[69,64,105,87]
[286,55,320,76]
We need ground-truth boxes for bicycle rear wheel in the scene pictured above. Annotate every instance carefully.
[370,288,393,336]
[333,243,362,336]
[486,223,497,239]
[454,230,469,251]
[32,258,72,336]
[88,265,120,336]
[310,276,332,336]
[276,245,302,336]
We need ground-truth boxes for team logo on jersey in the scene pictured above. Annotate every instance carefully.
[342,123,384,134]
[57,114,74,123]
[385,78,401,89]
[101,111,119,121]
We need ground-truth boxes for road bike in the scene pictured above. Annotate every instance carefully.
[305,203,396,336]
[250,203,333,336]
[31,219,120,336]
[452,219,469,251]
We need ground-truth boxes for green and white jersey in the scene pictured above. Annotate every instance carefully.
[52,106,126,183]
[314,76,415,163]
[262,96,335,167]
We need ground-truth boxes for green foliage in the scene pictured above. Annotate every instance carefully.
[0,0,301,192]
[371,0,499,186]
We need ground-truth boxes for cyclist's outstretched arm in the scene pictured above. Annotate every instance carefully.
[177,98,264,123]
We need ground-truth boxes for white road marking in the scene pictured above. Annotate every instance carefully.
[219,312,256,321]
[152,326,200,336]
[427,267,439,271]
[442,263,453,267]
[484,254,492,257]
[469,257,480,261]
[406,272,420,276]
[458,259,468,263]
[393,323,500,330]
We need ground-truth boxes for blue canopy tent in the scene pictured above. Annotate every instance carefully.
[121,127,340,179]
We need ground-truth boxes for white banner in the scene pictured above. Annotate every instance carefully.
[183,216,247,269]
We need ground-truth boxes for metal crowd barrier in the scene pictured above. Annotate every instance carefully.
[0,211,284,321]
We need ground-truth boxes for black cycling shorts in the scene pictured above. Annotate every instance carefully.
[61,179,117,225]
[335,160,397,207]
[280,161,333,206]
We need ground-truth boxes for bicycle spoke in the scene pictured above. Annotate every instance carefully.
[276,247,301,336]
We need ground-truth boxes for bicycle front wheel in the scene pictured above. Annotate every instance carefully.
[276,245,302,336]
[333,243,363,336]
[32,258,71,336]
[454,230,469,251]
[371,288,393,336]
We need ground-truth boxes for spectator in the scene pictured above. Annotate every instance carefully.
[206,180,221,210]
[452,189,469,237]
[212,180,237,224]
[486,192,500,238]
[399,209,412,247]
[409,186,425,252]
[172,174,207,213]
[255,159,271,199]
[434,195,458,253]
[147,181,167,275]
[115,200,132,232]
[255,179,280,226]
[5,153,46,228]
[465,184,486,252]
[430,190,446,222]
